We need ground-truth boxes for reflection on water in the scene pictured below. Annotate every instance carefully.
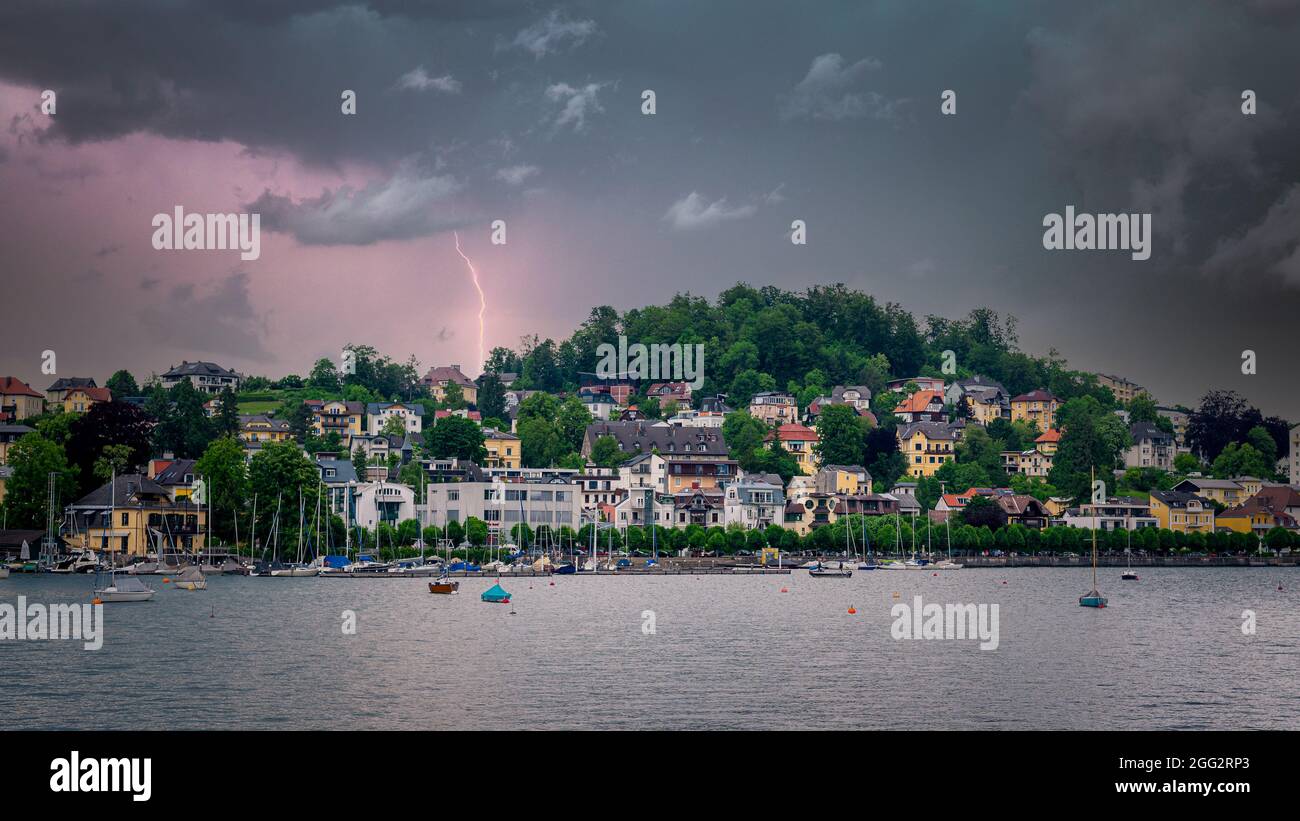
[2,568,1297,730]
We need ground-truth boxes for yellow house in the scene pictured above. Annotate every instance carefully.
[664,457,739,494]
[815,465,871,495]
[483,428,522,469]
[66,474,207,557]
[240,415,292,446]
[309,400,365,440]
[0,376,45,421]
[421,365,478,405]
[1171,478,1245,507]
[898,422,958,478]
[1149,490,1215,533]
[767,423,820,475]
[63,386,113,414]
[1010,389,1060,433]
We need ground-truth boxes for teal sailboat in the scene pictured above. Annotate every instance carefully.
[1079,468,1108,608]
[481,582,511,604]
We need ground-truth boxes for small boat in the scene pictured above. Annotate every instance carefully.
[933,560,964,570]
[552,562,576,575]
[95,571,155,603]
[51,549,100,574]
[428,578,460,594]
[1079,467,1108,607]
[447,560,481,573]
[173,566,208,590]
[269,564,320,577]
[481,582,511,603]
[808,562,852,578]
[1121,542,1138,580]
[1120,570,1139,581]
[0,566,9,579]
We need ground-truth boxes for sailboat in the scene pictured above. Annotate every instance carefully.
[1079,468,1108,608]
[173,565,208,590]
[810,517,854,577]
[269,491,320,576]
[481,582,511,603]
[933,509,963,569]
[858,512,881,570]
[429,525,460,593]
[94,472,155,602]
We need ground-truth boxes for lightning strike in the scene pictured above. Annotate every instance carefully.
[454,230,486,374]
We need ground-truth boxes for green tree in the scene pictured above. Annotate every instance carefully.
[1,433,78,528]
[308,358,341,391]
[721,410,770,472]
[477,373,507,420]
[814,403,865,466]
[105,369,139,398]
[380,414,408,438]
[286,401,313,445]
[194,435,251,542]
[518,416,563,467]
[92,444,135,483]
[589,435,624,469]
[248,441,323,554]
[465,517,488,546]
[424,415,487,462]
[215,387,240,437]
[65,401,153,494]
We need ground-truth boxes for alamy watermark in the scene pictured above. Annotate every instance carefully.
[1042,205,1150,261]
[0,596,103,650]
[595,335,704,390]
[890,595,999,651]
[151,206,261,260]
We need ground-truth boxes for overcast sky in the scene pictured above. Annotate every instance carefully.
[1,1,1298,418]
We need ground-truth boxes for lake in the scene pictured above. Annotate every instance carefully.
[3,567,1297,730]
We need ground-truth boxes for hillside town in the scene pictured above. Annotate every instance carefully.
[2,297,1298,567]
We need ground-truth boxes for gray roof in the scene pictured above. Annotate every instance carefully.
[71,474,185,508]
[1129,422,1173,443]
[898,421,961,441]
[153,459,197,486]
[316,459,358,484]
[46,377,97,391]
[584,421,729,457]
[162,360,239,379]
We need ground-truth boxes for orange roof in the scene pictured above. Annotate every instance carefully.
[71,386,113,402]
[896,390,943,414]
[767,423,818,442]
[1035,428,1061,443]
[0,376,42,398]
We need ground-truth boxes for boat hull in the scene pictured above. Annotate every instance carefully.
[174,581,207,590]
[1079,595,1108,608]
[808,569,852,578]
[96,589,155,602]
[1121,572,1139,580]
[428,581,460,594]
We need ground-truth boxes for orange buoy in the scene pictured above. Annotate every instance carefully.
[163,578,171,583]
[932,572,938,576]
[779,587,788,593]
[91,597,102,605]
[891,591,900,598]
[847,606,857,615]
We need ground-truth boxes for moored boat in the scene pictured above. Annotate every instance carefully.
[481,582,511,603]
[428,579,460,594]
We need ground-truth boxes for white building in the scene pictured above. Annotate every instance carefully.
[611,486,674,531]
[1291,424,1299,486]
[350,481,416,529]
[665,409,726,428]
[1060,497,1158,531]
[723,478,784,530]
[366,402,425,435]
[418,479,581,540]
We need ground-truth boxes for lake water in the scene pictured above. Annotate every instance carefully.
[3,568,1298,730]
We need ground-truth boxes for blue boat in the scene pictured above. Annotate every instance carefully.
[553,563,576,575]
[448,561,482,572]
[481,583,511,603]
[1079,591,1107,608]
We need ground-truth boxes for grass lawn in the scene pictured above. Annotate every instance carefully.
[237,400,282,415]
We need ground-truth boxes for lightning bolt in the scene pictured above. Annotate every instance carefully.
[454,231,485,374]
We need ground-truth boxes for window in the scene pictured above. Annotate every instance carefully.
[120,512,129,526]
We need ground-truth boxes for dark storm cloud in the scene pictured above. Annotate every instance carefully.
[137,272,272,361]
[1,0,1298,415]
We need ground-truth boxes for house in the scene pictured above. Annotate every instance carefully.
[620,452,666,492]
[45,377,98,404]
[1001,429,1059,478]
[1156,406,1190,448]
[1125,422,1174,471]
[420,365,478,405]
[766,423,819,475]
[1170,478,1246,508]
[723,477,785,530]
[1061,497,1158,531]
[889,482,921,516]
[315,456,358,520]
[581,421,728,459]
[1095,373,1150,405]
[994,494,1050,528]
[783,485,898,535]
[611,486,675,532]
[815,465,871,495]
[747,391,797,425]
[240,415,292,447]
[1217,486,1300,537]
[483,428,522,470]
[579,388,618,420]
[351,481,416,530]
[161,361,241,394]
[893,389,947,424]
[946,376,1010,425]
[662,456,739,494]
[1149,490,1215,533]
[64,474,206,557]
[60,386,112,414]
[433,408,481,423]
[1010,389,1060,433]
[886,376,945,393]
[580,382,633,406]
[665,408,726,428]
[645,381,692,409]
[575,467,625,512]
[151,458,201,502]
[805,394,877,427]
[830,385,872,413]
[897,421,960,478]
[0,376,44,421]
[0,424,34,465]
[673,487,725,528]
[366,402,425,436]
[307,400,365,441]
